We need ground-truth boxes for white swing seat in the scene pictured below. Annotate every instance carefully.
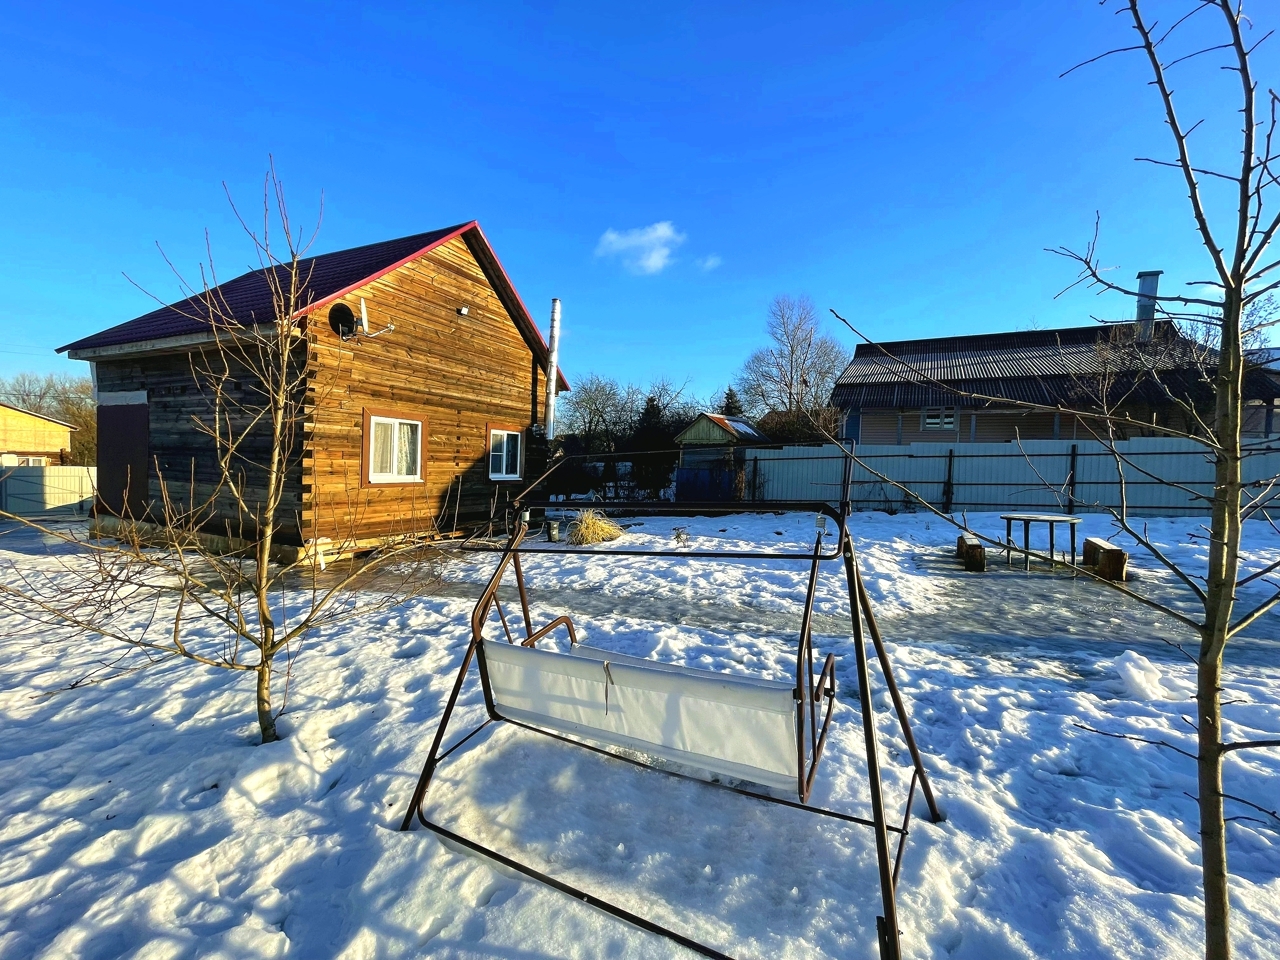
[481,639,799,790]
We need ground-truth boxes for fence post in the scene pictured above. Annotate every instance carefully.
[941,448,955,513]
[1067,444,1078,514]
[841,444,853,516]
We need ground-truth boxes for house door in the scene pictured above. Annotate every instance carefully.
[97,400,149,518]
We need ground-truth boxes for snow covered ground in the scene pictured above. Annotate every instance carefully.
[0,511,1277,959]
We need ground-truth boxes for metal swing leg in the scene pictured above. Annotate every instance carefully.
[852,563,944,824]
[844,534,903,960]
[400,524,529,831]
[399,633,482,831]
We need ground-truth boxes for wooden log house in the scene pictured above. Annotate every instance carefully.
[58,222,569,555]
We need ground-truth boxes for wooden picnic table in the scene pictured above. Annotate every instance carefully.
[1000,513,1082,571]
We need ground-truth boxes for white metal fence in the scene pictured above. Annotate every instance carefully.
[743,439,1280,516]
[0,466,96,516]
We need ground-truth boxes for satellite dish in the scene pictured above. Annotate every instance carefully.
[329,303,357,340]
[327,298,395,342]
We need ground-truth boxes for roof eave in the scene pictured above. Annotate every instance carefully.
[66,329,224,361]
[59,221,572,392]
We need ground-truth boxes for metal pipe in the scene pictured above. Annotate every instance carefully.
[543,298,561,439]
[398,633,481,831]
[854,563,944,825]
[797,530,824,770]
[500,716,904,833]
[512,552,534,639]
[463,545,845,561]
[399,522,527,830]
[844,533,903,960]
[516,498,847,522]
[417,817,737,960]
[892,770,919,890]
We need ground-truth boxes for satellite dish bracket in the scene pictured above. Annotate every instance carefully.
[328,299,395,342]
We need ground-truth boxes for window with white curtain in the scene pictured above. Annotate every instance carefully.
[368,416,421,482]
[489,429,522,480]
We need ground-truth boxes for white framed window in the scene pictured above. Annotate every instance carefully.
[922,406,957,430]
[489,429,522,480]
[17,456,47,467]
[368,416,422,483]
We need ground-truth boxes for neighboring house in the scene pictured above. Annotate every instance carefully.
[0,402,76,466]
[57,221,568,549]
[674,413,770,501]
[831,320,1280,446]
[675,413,770,468]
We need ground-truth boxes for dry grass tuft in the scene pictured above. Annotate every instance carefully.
[567,508,624,546]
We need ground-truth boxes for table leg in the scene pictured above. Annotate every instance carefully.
[1023,520,1031,572]
[1006,518,1012,565]
[1049,523,1056,567]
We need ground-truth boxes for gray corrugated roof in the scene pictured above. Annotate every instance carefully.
[830,321,1280,408]
[836,322,1203,385]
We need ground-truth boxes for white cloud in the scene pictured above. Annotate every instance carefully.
[696,254,723,272]
[595,221,686,274]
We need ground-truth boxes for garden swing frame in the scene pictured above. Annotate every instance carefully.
[398,495,942,960]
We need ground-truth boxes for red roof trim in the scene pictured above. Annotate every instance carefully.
[294,221,477,319]
[60,220,570,392]
[463,223,569,392]
[294,220,568,392]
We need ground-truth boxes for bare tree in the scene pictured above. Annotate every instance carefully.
[1052,9,1280,955]
[735,295,850,418]
[0,372,96,464]
[827,6,1280,957]
[556,374,645,456]
[0,168,441,744]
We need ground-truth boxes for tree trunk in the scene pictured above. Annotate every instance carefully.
[1197,648,1229,960]
[256,656,279,743]
[1198,288,1243,960]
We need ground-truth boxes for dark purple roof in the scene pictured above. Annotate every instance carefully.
[59,224,472,353]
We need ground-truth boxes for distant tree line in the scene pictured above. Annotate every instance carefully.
[554,376,699,498]
[551,294,851,498]
[0,372,96,465]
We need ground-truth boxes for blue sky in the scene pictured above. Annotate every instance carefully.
[2,1,1273,399]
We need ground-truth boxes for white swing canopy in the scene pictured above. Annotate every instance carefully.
[482,639,800,790]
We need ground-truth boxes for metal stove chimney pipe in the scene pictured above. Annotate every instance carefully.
[543,298,561,440]
[1135,270,1162,342]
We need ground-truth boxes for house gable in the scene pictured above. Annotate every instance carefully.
[305,234,549,541]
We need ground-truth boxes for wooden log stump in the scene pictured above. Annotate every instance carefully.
[956,532,986,572]
[1083,535,1128,581]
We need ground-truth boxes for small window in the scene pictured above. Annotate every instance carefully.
[17,456,46,467]
[489,429,522,480]
[922,406,956,430]
[368,416,421,483]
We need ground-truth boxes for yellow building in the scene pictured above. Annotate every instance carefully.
[0,402,75,466]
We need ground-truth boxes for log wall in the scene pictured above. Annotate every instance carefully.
[304,235,543,542]
[94,348,307,542]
